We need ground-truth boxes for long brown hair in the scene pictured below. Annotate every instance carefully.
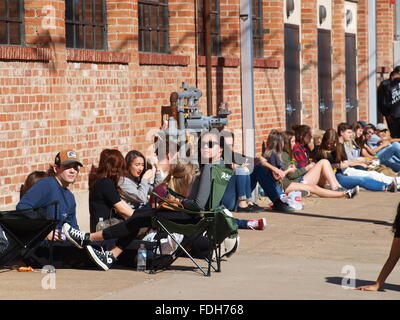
[316,128,344,163]
[283,130,295,158]
[125,150,147,182]
[89,149,127,191]
[264,130,284,159]
[293,124,311,145]
[20,171,47,199]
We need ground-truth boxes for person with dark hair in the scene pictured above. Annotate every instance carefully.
[364,121,400,172]
[88,149,134,232]
[377,67,400,138]
[279,130,358,198]
[314,129,394,192]
[356,203,400,291]
[20,171,47,199]
[119,150,163,210]
[216,130,295,213]
[17,150,83,239]
[292,124,313,167]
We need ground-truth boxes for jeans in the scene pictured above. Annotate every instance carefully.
[377,142,400,172]
[335,173,386,191]
[221,165,284,211]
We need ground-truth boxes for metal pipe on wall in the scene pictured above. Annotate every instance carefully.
[203,0,213,116]
[240,0,255,159]
[368,0,377,125]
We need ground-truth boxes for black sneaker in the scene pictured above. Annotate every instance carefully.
[345,186,359,199]
[236,206,261,213]
[271,200,295,213]
[62,223,91,249]
[86,245,116,271]
[248,203,265,212]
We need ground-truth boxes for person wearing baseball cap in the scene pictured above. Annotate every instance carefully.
[17,150,82,240]
[376,123,389,132]
[54,150,83,167]
[365,123,400,172]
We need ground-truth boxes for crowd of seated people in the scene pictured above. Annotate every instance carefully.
[12,121,400,272]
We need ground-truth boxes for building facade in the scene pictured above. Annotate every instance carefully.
[0,0,396,207]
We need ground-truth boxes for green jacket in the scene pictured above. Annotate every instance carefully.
[281,152,307,182]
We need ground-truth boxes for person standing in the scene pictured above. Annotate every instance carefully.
[356,203,400,291]
[377,66,400,138]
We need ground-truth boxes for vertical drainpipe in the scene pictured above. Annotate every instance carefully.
[368,0,377,125]
[240,0,255,160]
[394,0,400,66]
[204,0,213,116]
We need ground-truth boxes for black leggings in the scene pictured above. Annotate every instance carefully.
[101,208,202,250]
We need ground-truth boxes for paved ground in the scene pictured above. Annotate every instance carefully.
[1,190,399,300]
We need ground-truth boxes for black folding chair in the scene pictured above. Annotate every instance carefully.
[0,201,59,267]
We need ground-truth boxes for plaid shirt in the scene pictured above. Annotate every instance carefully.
[292,143,311,168]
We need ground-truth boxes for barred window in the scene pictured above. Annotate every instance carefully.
[197,0,220,56]
[252,0,263,58]
[65,0,107,50]
[0,0,24,45]
[138,0,169,53]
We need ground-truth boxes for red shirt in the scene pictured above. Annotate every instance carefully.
[292,142,311,168]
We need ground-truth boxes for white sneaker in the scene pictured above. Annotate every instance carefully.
[214,236,240,259]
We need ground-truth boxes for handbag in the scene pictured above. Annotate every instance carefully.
[99,208,123,229]
[157,196,184,211]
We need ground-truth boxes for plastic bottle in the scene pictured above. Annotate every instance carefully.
[137,244,147,272]
[96,217,107,232]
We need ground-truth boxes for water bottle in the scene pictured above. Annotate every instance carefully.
[137,244,147,272]
[258,185,265,198]
[96,217,107,231]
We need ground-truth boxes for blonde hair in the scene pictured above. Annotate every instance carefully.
[163,162,194,198]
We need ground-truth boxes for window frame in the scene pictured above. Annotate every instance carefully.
[65,0,108,51]
[138,0,170,54]
[0,0,25,46]
[197,0,221,57]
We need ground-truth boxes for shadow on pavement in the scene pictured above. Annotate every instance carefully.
[325,276,400,292]
[269,210,392,226]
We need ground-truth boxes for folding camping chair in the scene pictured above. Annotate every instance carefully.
[148,164,238,276]
[0,201,59,268]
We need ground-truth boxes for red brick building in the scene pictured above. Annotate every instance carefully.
[0,0,396,207]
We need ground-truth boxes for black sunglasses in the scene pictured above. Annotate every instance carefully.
[201,140,219,148]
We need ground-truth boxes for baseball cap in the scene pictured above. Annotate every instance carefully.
[54,150,83,167]
[376,123,388,131]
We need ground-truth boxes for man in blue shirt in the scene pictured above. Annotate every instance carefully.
[17,150,83,241]
[366,123,400,172]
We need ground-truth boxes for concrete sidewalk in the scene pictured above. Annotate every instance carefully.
[0,190,399,300]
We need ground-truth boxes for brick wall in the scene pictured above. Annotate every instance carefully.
[0,0,395,208]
